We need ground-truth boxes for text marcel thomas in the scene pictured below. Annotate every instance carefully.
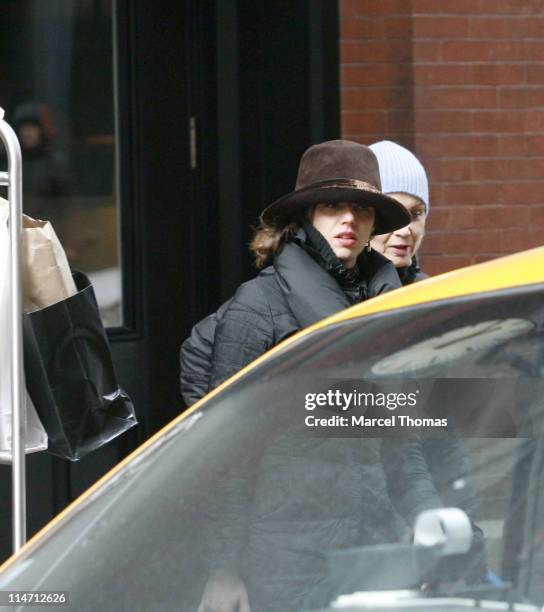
[303,389,448,429]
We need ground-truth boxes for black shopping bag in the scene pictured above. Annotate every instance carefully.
[23,271,137,461]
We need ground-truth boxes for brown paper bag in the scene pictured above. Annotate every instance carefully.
[22,215,77,313]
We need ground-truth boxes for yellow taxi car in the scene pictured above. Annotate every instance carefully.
[0,246,543,612]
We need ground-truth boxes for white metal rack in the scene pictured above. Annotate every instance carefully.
[0,106,27,552]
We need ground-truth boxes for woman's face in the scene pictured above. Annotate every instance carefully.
[370,192,427,268]
[311,202,375,269]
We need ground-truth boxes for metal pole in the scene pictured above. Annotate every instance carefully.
[0,107,26,552]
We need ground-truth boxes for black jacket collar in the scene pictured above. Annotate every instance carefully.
[398,257,429,286]
[272,228,401,328]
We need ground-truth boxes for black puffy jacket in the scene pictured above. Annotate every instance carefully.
[181,226,401,404]
[187,230,404,611]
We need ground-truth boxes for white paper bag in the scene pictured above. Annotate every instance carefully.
[0,197,48,463]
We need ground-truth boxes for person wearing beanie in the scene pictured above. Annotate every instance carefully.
[369,140,429,285]
[370,141,493,584]
[192,140,411,612]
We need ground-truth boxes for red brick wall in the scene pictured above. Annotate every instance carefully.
[341,0,544,274]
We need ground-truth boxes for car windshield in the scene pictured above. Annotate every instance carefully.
[1,284,543,612]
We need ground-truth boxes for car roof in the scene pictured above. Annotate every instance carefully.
[1,245,543,572]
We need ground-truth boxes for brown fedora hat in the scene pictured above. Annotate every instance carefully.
[261,140,411,234]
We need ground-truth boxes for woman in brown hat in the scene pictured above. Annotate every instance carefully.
[194,140,410,612]
[182,140,409,404]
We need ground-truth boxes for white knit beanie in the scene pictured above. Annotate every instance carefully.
[369,140,429,212]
